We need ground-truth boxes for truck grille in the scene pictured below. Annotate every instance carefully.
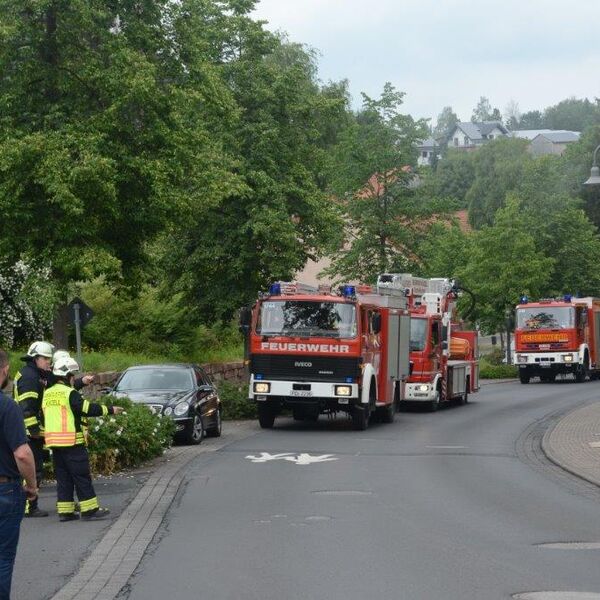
[250,354,361,382]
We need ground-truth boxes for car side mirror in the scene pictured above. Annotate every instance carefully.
[239,306,252,327]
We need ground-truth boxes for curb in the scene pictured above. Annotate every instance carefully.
[50,421,257,600]
[542,401,600,489]
[480,378,519,386]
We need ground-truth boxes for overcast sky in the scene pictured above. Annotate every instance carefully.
[252,0,600,125]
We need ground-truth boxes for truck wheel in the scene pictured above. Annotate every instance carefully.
[575,363,588,383]
[352,406,369,430]
[428,389,441,412]
[519,372,530,384]
[257,403,276,429]
[460,379,469,405]
[379,401,395,424]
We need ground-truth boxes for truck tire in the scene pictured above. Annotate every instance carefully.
[460,378,469,405]
[575,362,588,383]
[519,371,530,384]
[352,405,369,430]
[379,401,395,424]
[257,403,276,429]
[428,388,441,412]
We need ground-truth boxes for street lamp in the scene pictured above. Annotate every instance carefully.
[584,144,600,186]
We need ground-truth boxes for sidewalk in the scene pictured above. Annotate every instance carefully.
[12,421,257,600]
[543,402,600,487]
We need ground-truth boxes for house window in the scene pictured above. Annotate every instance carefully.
[489,134,494,140]
[464,137,469,145]
[422,151,428,158]
[454,137,459,146]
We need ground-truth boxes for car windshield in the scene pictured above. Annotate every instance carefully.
[257,300,357,338]
[410,318,427,351]
[115,368,193,391]
[516,307,575,330]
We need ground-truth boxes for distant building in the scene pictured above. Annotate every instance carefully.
[529,130,581,157]
[510,129,557,141]
[447,121,509,150]
[417,137,439,167]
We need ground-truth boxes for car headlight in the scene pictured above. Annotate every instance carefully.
[164,406,173,416]
[254,382,271,394]
[335,385,352,397]
[174,402,190,417]
[417,384,430,392]
[562,354,574,363]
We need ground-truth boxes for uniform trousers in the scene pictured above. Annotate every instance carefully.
[26,437,44,512]
[52,445,99,515]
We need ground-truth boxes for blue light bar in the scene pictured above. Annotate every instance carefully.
[341,285,356,298]
[269,283,282,296]
[520,295,528,304]
[255,374,263,380]
[345,377,353,384]
[564,294,572,302]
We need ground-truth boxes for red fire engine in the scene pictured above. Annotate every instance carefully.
[514,296,600,383]
[391,274,479,410]
[242,279,411,430]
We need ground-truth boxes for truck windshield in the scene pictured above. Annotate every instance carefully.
[516,307,575,330]
[257,300,357,338]
[410,318,427,351]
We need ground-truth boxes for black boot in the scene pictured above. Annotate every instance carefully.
[59,513,80,522]
[26,506,49,518]
[81,507,110,521]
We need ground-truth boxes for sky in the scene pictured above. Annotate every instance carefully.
[252,0,600,125]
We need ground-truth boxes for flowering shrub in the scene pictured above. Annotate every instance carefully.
[217,380,256,420]
[0,260,59,347]
[87,397,175,475]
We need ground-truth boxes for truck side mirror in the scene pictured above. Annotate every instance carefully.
[239,307,252,328]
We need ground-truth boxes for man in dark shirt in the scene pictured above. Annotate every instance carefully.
[0,349,38,600]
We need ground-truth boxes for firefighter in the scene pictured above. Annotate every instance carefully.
[43,355,123,522]
[13,340,55,517]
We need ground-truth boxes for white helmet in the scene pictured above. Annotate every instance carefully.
[52,350,71,365]
[52,356,80,378]
[26,341,55,359]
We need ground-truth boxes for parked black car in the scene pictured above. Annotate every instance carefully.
[109,364,222,444]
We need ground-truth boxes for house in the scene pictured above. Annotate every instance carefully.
[447,121,509,150]
[510,129,556,141]
[529,131,581,157]
[417,137,439,167]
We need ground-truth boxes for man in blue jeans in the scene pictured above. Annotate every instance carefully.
[0,349,38,600]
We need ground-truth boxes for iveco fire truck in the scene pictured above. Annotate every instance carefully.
[242,280,411,430]
[514,296,600,383]
[391,274,479,410]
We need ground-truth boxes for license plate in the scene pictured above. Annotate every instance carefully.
[290,390,313,397]
[338,398,349,405]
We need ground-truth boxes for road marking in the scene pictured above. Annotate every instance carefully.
[312,490,373,496]
[588,442,600,448]
[514,593,600,599]
[426,445,469,449]
[537,542,600,550]
[245,452,338,465]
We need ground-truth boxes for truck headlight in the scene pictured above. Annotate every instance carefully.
[254,382,271,394]
[174,402,190,417]
[562,354,574,363]
[417,384,430,392]
[516,354,528,363]
[335,385,352,396]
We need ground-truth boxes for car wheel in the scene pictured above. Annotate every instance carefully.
[183,414,204,445]
[206,407,222,438]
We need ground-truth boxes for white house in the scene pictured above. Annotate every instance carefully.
[416,137,439,167]
[447,121,509,150]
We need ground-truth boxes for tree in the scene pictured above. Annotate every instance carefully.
[504,99,521,130]
[471,96,501,123]
[434,106,459,139]
[543,97,600,132]
[322,84,430,282]
[431,150,476,205]
[466,137,531,228]
[518,110,544,129]
[0,0,240,344]
[162,22,350,321]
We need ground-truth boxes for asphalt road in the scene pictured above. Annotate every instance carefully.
[124,381,600,600]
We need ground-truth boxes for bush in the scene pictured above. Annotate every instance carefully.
[479,359,518,379]
[86,397,175,475]
[217,380,256,420]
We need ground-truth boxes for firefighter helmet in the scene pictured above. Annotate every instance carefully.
[52,356,80,378]
[26,341,55,359]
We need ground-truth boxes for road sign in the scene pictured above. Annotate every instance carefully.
[68,298,94,328]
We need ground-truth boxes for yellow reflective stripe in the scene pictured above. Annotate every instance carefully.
[18,391,39,402]
[102,405,108,416]
[79,497,99,512]
[57,501,76,514]
[82,400,90,414]
[24,416,39,427]
[75,433,85,444]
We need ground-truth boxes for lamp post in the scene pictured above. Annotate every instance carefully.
[584,144,600,186]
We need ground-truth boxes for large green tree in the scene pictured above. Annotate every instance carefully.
[0,0,240,343]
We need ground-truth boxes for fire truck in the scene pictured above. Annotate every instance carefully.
[241,279,411,430]
[514,296,600,383]
[391,274,480,410]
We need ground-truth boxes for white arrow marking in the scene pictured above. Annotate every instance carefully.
[245,452,338,465]
[245,452,294,463]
